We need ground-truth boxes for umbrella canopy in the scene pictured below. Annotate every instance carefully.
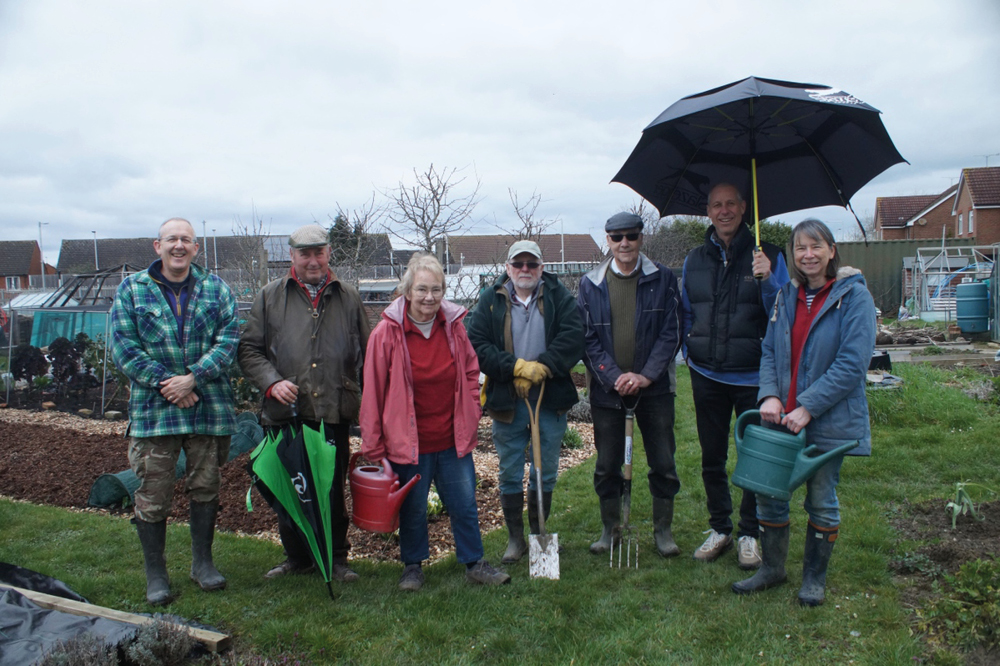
[612,76,907,231]
[248,422,339,598]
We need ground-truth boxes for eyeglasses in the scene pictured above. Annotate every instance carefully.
[509,261,540,270]
[159,236,196,246]
[608,233,640,243]
[412,286,444,298]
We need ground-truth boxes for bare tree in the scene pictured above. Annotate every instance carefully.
[383,164,482,252]
[495,188,559,241]
[330,192,391,286]
[228,204,272,298]
[840,211,877,243]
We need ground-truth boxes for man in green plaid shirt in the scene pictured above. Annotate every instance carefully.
[111,217,239,606]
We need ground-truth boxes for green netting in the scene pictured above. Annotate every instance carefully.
[87,413,264,507]
[30,312,110,348]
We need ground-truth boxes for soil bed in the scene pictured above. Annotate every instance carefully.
[0,408,594,564]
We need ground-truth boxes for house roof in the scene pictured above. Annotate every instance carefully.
[0,240,38,276]
[875,195,940,229]
[903,184,959,226]
[445,234,602,266]
[958,167,1000,208]
[57,235,298,274]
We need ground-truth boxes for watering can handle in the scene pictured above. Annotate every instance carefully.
[735,409,761,448]
[349,451,363,471]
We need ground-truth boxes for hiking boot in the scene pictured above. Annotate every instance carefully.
[737,535,762,570]
[264,559,316,579]
[189,500,226,591]
[398,564,424,592]
[500,493,527,564]
[693,529,732,562]
[732,522,789,595]
[799,523,838,607]
[466,560,511,586]
[331,559,359,583]
[652,497,680,557]
[135,518,172,606]
[590,497,621,554]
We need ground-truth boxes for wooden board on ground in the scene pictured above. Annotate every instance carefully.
[0,583,230,652]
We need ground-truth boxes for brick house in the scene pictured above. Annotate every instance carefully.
[0,240,55,298]
[874,194,941,240]
[952,167,1000,245]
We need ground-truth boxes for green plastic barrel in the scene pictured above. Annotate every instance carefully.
[956,281,989,334]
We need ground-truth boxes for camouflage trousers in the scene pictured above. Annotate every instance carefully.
[128,434,231,523]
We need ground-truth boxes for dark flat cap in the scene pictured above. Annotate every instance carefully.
[288,224,330,248]
[605,212,644,233]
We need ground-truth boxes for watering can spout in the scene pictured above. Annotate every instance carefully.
[383,458,420,515]
[787,441,859,492]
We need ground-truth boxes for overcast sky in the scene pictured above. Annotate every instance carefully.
[2,0,998,267]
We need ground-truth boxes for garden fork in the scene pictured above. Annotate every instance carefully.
[613,396,640,569]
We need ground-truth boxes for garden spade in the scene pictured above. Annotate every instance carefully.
[614,397,639,569]
[526,382,558,580]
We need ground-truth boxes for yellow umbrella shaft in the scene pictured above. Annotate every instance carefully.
[752,157,761,248]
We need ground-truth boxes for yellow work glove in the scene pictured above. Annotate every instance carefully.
[514,359,552,384]
[513,377,533,399]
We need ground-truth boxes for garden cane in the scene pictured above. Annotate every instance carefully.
[614,395,640,569]
[525,381,559,579]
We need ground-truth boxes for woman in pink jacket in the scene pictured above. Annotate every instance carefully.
[360,253,511,591]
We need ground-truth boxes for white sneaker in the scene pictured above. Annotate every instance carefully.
[737,535,762,570]
[693,529,733,562]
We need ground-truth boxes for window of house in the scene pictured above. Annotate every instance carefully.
[958,213,964,235]
[969,210,975,233]
[5,276,19,290]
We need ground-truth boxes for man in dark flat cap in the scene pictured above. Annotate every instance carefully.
[577,212,683,558]
[239,223,371,582]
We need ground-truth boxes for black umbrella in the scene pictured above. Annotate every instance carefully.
[612,76,907,242]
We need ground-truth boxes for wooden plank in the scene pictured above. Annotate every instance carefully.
[0,584,230,652]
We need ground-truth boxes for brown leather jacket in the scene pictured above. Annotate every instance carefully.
[238,272,371,426]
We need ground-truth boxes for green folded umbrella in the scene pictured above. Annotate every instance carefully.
[247,421,339,598]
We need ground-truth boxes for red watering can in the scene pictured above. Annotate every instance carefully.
[349,453,420,533]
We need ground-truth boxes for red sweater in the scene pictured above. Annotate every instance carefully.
[404,311,457,454]
[787,279,835,410]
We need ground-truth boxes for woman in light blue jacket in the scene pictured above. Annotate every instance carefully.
[732,219,876,606]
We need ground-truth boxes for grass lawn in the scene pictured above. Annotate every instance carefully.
[3,363,997,664]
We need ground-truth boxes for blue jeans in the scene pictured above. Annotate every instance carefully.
[492,401,566,495]
[756,456,843,529]
[394,448,485,566]
[591,394,679,501]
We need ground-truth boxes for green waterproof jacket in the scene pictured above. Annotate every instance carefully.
[467,271,584,419]
[110,262,239,438]
[238,272,371,426]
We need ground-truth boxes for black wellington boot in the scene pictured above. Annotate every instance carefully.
[732,521,789,595]
[135,518,172,606]
[500,493,527,563]
[799,523,838,607]
[652,497,680,557]
[589,497,621,554]
[190,500,227,591]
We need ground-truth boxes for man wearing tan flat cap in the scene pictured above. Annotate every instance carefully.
[239,223,371,582]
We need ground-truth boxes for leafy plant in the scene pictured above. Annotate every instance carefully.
[124,619,196,666]
[947,481,996,528]
[917,558,1000,649]
[427,486,444,517]
[33,375,52,390]
[48,336,81,394]
[10,343,48,384]
[920,345,945,356]
[562,426,584,449]
[37,633,119,666]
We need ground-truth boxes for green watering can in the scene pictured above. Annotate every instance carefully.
[732,410,859,501]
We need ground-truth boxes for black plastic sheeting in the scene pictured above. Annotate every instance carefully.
[0,563,218,665]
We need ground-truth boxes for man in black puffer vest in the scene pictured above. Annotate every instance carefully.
[681,183,789,570]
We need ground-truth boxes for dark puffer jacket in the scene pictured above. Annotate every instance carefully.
[684,224,782,373]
